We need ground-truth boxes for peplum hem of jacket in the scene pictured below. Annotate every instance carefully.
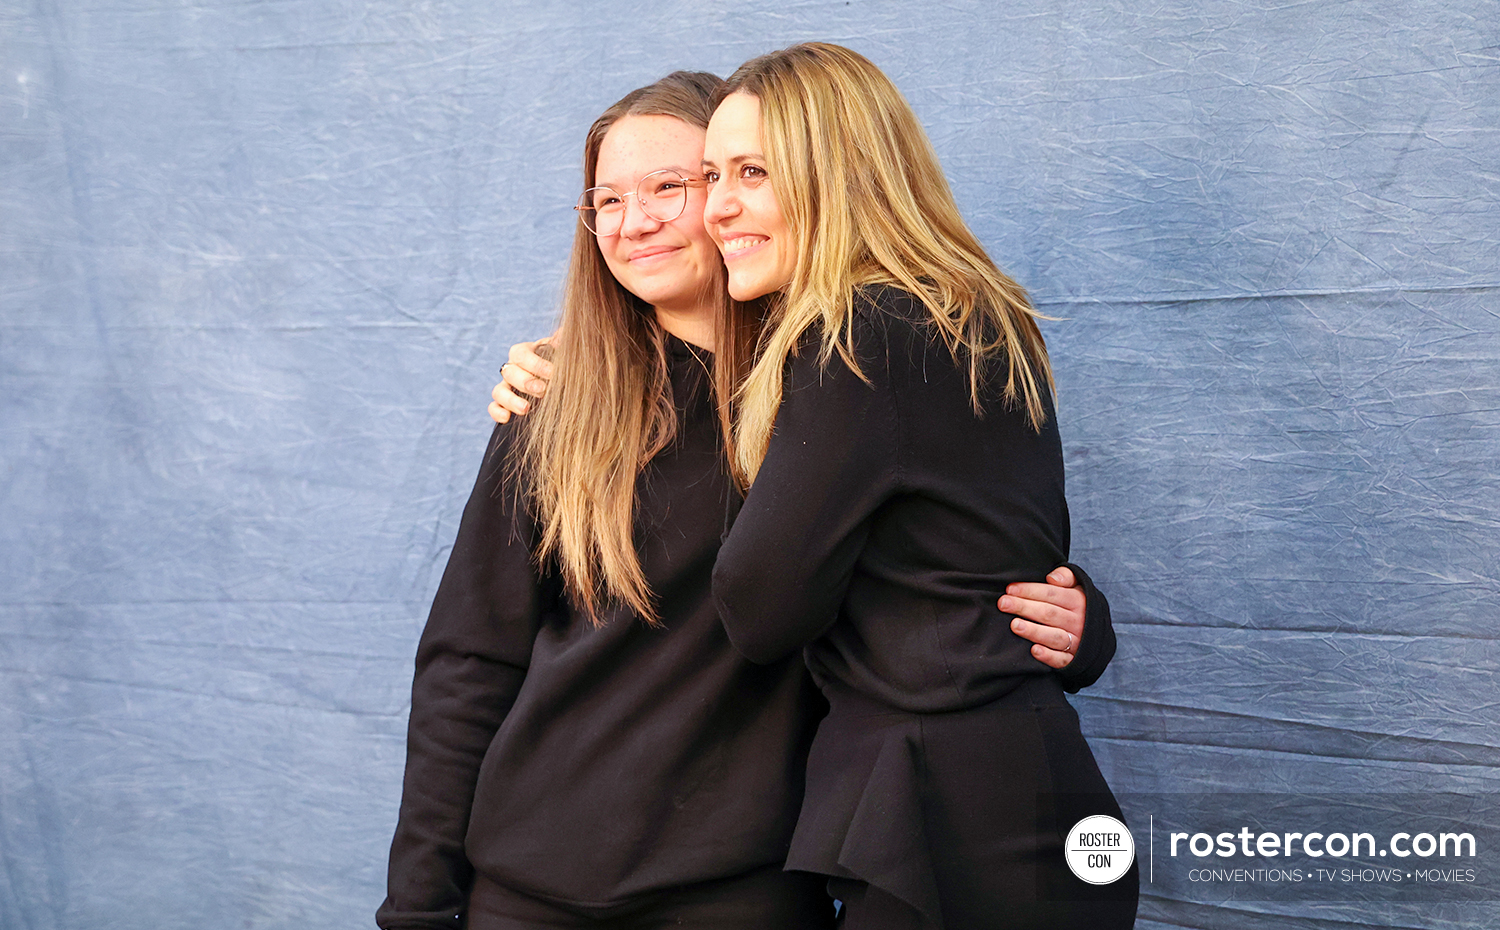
[786,705,946,930]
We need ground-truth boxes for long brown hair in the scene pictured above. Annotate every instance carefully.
[515,72,758,626]
[722,43,1054,484]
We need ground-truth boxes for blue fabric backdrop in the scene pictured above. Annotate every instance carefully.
[3,1,1497,927]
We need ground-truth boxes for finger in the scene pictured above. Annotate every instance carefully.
[502,357,551,398]
[500,362,543,397]
[1030,643,1075,670]
[1000,594,1067,628]
[999,594,1084,640]
[509,340,555,383]
[519,345,554,382]
[1045,565,1077,588]
[490,380,531,417]
[507,340,537,365]
[1002,580,1085,610]
[487,400,511,424]
[1010,617,1075,654]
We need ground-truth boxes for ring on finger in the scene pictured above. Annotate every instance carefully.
[1065,632,1076,653]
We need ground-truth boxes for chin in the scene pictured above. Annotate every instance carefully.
[726,275,768,302]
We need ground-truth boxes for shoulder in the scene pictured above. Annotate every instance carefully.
[846,285,935,350]
[473,419,530,501]
[783,287,933,388]
[836,285,947,370]
[854,283,927,322]
[482,419,520,468]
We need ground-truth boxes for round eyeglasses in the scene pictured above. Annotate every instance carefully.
[575,169,706,236]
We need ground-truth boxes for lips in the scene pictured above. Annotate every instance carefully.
[629,245,680,263]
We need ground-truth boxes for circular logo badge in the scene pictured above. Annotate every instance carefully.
[1065,814,1135,885]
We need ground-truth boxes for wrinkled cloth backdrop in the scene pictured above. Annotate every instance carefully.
[3,2,1497,928]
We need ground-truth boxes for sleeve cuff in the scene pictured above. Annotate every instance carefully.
[1056,562,1116,693]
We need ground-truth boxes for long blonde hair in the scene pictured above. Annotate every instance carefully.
[516,72,759,626]
[724,43,1054,484]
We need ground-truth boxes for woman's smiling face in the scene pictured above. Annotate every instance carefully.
[591,115,719,317]
[702,93,795,302]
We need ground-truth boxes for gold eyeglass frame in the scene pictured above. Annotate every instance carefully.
[574,169,708,236]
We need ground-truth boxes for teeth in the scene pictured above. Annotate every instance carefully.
[724,236,763,254]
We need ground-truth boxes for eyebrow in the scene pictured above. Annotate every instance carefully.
[700,153,764,169]
[595,164,702,187]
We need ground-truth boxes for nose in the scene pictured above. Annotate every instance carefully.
[704,179,738,228]
[618,194,662,239]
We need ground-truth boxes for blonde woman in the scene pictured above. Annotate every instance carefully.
[702,44,1139,929]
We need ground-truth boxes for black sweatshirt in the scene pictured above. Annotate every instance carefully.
[377,338,823,928]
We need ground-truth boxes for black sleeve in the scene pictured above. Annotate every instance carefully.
[377,424,550,930]
[1055,562,1117,693]
[712,316,901,665]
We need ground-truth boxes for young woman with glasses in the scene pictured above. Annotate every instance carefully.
[698,44,1140,929]
[379,68,1116,930]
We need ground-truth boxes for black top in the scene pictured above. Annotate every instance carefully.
[713,285,1109,710]
[710,286,1124,927]
[377,337,824,929]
